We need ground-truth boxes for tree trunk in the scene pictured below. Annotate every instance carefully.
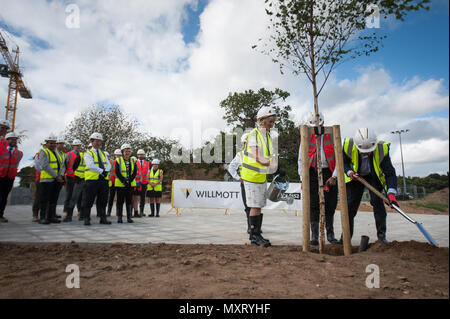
[309,2,326,254]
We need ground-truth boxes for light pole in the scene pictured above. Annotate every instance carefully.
[391,129,409,198]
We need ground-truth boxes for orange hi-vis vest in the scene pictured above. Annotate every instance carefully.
[135,159,149,184]
[108,159,117,187]
[0,147,23,179]
[65,150,77,178]
[308,133,336,172]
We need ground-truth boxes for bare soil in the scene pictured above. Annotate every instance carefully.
[0,241,447,299]
[337,188,449,215]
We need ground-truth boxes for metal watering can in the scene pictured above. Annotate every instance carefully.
[266,170,294,205]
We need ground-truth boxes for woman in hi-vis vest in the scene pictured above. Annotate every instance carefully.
[114,144,137,223]
[147,159,163,217]
[241,106,278,247]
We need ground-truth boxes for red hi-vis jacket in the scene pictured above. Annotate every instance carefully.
[0,147,23,179]
[135,159,149,185]
[109,159,117,185]
[65,150,77,178]
[0,137,7,158]
[308,133,336,173]
[33,152,40,182]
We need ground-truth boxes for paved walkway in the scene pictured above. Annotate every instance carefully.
[0,204,448,247]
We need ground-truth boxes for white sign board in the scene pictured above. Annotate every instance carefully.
[171,180,302,211]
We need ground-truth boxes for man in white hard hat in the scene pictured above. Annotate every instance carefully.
[340,128,398,244]
[240,106,278,247]
[133,149,149,217]
[38,134,65,224]
[107,149,122,216]
[81,132,111,225]
[147,159,163,217]
[32,141,47,222]
[114,144,137,223]
[62,139,82,222]
[0,132,23,222]
[297,111,339,245]
[227,132,252,233]
[0,119,10,159]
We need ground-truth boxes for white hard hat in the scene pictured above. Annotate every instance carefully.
[72,139,82,145]
[304,111,324,126]
[5,132,18,139]
[137,149,145,155]
[0,119,10,128]
[256,106,276,121]
[152,159,160,165]
[120,143,131,151]
[114,149,122,156]
[354,128,377,153]
[45,134,58,142]
[89,132,103,141]
[240,133,249,144]
[56,137,65,144]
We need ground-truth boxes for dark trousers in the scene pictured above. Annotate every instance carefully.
[107,186,116,215]
[51,181,64,216]
[82,179,109,220]
[116,186,133,217]
[309,167,338,232]
[346,174,387,239]
[63,176,75,212]
[0,177,15,217]
[32,181,42,212]
[68,179,85,217]
[240,181,251,230]
[40,181,60,220]
[137,187,147,213]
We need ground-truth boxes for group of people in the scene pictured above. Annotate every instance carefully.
[32,132,164,225]
[228,108,398,247]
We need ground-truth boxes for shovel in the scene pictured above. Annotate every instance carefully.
[354,175,439,247]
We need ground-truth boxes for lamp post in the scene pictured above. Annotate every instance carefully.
[391,129,409,198]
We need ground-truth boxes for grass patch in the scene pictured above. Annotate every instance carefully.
[415,202,448,212]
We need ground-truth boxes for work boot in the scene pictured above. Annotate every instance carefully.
[257,214,271,246]
[375,216,388,244]
[32,209,39,222]
[0,216,8,223]
[249,215,270,247]
[39,207,50,224]
[117,206,123,223]
[83,208,91,225]
[245,208,251,234]
[127,207,134,223]
[62,216,72,222]
[310,222,319,246]
[99,214,112,224]
[48,206,60,223]
[325,214,339,244]
[133,210,140,218]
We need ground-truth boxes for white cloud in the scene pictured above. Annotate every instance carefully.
[0,0,448,177]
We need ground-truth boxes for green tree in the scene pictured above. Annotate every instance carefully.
[256,0,430,252]
[219,88,300,180]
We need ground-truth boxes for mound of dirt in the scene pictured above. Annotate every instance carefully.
[0,241,447,299]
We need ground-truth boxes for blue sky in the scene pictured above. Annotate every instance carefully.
[0,0,448,177]
[332,1,449,92]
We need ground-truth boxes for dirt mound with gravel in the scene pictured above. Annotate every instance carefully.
[0,241,447,299]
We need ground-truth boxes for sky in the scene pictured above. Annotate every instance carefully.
[0,0,448,178]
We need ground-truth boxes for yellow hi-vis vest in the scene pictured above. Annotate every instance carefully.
[147,169,162,191]
[84,149,108,181]
[56,150,66,168]
[40,149,58,181]
[114,157,137,187]
[343,137,390,192]
[240,127,273,183]
[74,152,86,179]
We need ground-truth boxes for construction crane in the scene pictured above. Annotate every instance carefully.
[0,28,32,131]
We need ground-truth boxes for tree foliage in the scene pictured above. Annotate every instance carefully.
[256,0,430,96]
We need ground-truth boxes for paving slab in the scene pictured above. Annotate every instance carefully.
[0,204,448,247]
